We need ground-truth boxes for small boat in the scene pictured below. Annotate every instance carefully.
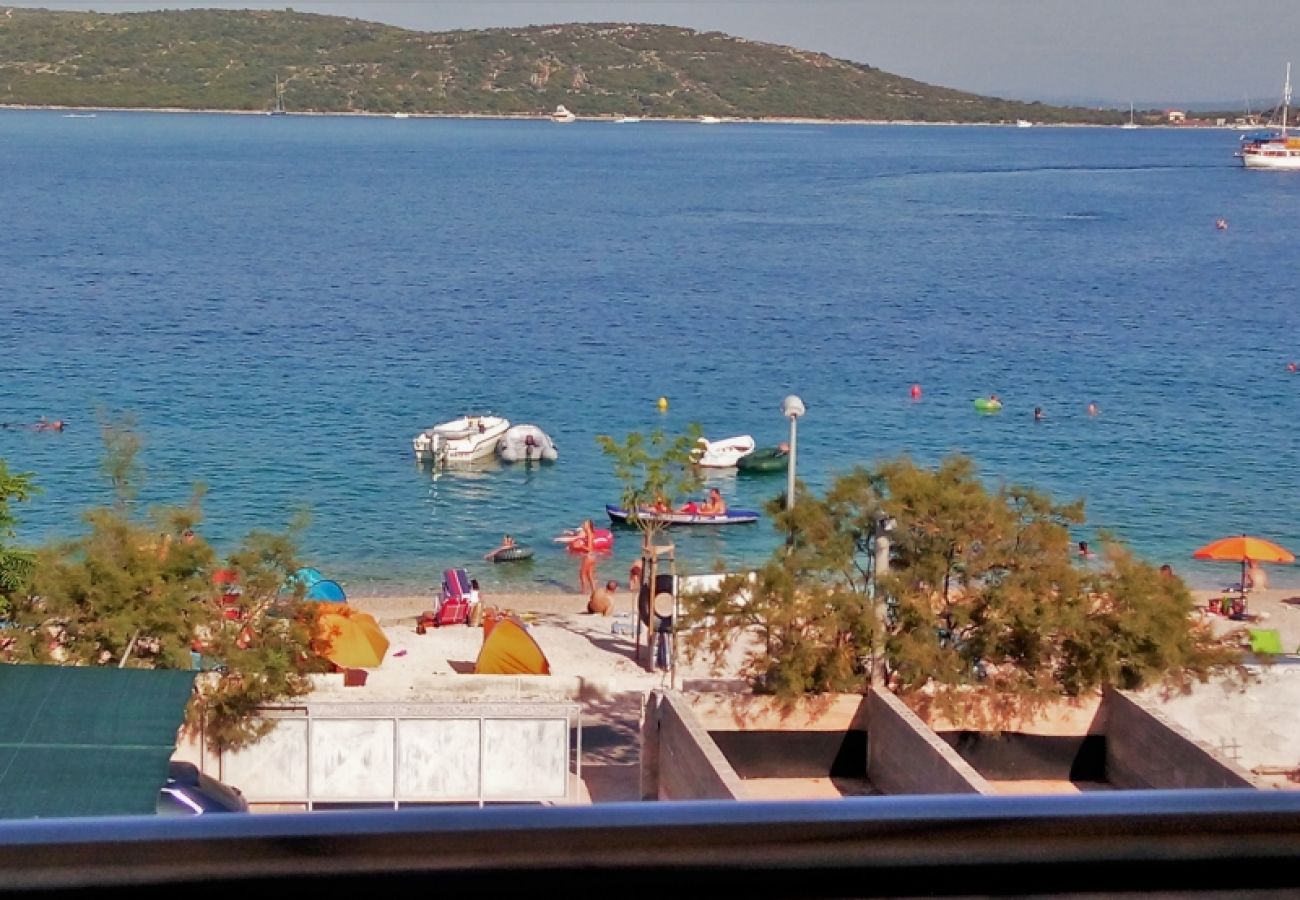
[615,115,641,123]
[496,424,558,463]
[1121,102,1140,129]
[1238,63,1300,170]
[692,435,756,469]
[1016,119,1033,128]
[699,115,723,125]
[606,504,759,526]
[412,414,510,464]
[550,104,576,124]
[485,544,534,564]
[736,446,789,474]
[392,112,410,119]
[554,528,614,553]
[63,113,97,119]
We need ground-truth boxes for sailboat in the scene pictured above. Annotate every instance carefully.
[1121,102,1140,129]
[268,76,287,117]
[1237,63,1300,170]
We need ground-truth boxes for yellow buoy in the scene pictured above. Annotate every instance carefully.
[657,396,669,411]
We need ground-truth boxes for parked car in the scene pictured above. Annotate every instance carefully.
[156,762,248,816]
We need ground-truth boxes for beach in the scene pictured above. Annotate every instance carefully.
[329,582,1300,704]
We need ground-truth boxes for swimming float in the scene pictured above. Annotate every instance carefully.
[973,398,1003,413]
[486,544,535,564]
[554,528,614,553]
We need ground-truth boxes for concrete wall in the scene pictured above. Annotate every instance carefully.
[641,691,744,801]
[683,693,868,732]
[1104,688,1255,790]
[177,701,578,807]
[867,690,992,795]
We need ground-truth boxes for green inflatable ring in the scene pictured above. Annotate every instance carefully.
[973,398,1003,412]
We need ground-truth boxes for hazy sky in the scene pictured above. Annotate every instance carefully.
[19,1,1300,106]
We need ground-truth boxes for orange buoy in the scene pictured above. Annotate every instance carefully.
[909,384,922,401]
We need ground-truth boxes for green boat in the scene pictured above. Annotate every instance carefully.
[737,446,789,474]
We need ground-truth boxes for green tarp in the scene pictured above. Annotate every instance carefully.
[0,664,196,819]
[1249,629,1286,656]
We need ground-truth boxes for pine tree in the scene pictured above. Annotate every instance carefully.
[684,454,1239,727]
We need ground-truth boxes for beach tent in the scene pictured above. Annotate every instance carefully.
[315,609,389,669]
[305,579,347,602]
[474,617,551,675]
[283,567,346,603]
[289,567,325,588]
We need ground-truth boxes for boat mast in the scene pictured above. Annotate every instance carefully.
[1283,62,1291,136]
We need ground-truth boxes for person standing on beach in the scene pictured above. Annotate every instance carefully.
[578,519,597,594]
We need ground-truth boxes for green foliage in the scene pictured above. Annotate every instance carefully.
[685,454,1239,727]
[0,461,38,612]
[0,10,1128,123]
[596,425,703,549]
[3,423,322,753]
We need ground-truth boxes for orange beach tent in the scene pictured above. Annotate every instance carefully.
[314,609,390,669]
[474,617,551,675]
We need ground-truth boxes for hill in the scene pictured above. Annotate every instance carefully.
[0,8,1123,123]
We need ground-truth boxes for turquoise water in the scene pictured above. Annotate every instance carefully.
[3,111,1300,593]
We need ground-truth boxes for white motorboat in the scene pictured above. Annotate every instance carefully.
[691,435,756,469]
[1016,119,1033,128]
[699,115,722,125]
[1238,63,1300,170]
[497,424,558,463]
[551,104,576,124]
[412,415,510,464]
[615,115,641,123]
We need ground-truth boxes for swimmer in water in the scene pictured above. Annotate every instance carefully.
[1215,218,1228,230]
[1033,406,1044,422]
[1087,402,1099,417]
[1288,362,1298,374]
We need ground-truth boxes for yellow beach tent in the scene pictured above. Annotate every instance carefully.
[474,617,551,675]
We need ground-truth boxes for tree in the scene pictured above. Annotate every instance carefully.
[4,423,325,753]
[0,460,38,617]
[596,425,704,557]
[684,454,1239,728]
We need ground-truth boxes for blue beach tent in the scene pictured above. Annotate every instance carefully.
[305,579,347,603]
[288,567,325,589]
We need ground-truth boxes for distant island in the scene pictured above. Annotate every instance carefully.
[0,8,1135,124]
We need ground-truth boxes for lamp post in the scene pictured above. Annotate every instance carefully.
[781,394,805,511]
[870,514,896,685]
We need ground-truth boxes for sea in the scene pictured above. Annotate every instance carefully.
[3,110,1300,595]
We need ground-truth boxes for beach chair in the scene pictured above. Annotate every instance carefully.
[436,567,474,626]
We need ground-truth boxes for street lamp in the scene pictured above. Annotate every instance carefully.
[781,394,805,510]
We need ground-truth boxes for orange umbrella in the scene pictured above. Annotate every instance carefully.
[314,609,389,669]
[1192,534,1294,591]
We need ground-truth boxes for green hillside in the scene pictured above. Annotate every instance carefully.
[0,8,1123,123]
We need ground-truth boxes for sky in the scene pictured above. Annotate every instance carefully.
[16,1,1300,107]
